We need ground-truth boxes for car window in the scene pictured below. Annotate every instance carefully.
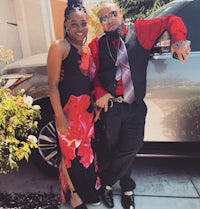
[176,1,200,51]
[146,1,187,18]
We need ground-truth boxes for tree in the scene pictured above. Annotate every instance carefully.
[114,0,173,21]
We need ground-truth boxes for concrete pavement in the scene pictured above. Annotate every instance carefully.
[61,158,200,209]
[1,158,200,209]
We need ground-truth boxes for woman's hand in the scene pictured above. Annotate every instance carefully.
[55,113,70,135]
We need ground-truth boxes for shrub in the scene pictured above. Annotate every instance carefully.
[0,88,41,174]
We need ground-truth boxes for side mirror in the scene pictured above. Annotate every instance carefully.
[150,30,171,55]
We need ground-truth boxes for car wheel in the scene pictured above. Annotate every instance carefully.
[31,100,60,178]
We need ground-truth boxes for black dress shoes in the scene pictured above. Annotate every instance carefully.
[121,191,135,209]
[101,188,114,208]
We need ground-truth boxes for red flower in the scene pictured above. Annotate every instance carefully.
[58,95,95,168]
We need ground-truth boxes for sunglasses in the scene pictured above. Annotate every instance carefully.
[100,11,118,24]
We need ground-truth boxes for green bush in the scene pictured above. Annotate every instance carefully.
[0,88,41,174]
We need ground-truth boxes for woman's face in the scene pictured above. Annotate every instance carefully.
[65,10,88,44]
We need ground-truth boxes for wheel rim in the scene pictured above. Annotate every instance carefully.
[37,121,60,168]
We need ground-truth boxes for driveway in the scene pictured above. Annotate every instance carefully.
[1,157,200,209]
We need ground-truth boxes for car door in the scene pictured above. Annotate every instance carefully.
[144,0,200,143]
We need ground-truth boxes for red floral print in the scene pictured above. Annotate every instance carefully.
[58,94,94,169]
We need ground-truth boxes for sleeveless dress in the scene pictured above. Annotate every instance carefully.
[57,44,100,204]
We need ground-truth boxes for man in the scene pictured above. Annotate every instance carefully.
[89,2,191,209]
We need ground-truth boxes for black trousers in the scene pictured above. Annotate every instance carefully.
[95,101,147,192]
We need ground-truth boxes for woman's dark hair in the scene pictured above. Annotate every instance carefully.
[64,0,87,38]
[64,0,87,21]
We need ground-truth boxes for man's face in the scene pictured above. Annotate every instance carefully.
[98,4,123,32]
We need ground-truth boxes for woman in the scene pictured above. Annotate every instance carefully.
[47,1,100,208]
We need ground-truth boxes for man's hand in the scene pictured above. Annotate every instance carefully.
[171,40,191,64]
[95,93,114,112]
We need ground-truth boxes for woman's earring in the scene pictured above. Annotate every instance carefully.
[66,28,69,35]
[65,27,70,36]
[83,36,87,44]
[64,24,70,38]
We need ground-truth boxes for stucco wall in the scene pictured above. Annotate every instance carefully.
[13,0,53,57]
[0,0,22,68]
[50,0,65,40]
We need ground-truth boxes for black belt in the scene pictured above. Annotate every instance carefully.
[108,96,124,108]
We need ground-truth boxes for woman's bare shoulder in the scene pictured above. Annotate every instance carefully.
[48,39,70,59]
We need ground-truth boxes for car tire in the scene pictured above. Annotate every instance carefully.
[31,99,60,178]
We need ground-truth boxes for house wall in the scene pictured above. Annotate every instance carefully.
[50,0,65,40]
[13,0,54,57]
[0,0,22,68]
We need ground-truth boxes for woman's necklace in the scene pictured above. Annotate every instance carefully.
[106,37,120,67]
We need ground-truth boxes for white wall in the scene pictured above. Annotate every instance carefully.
[13,0,54,57]
[0,0,54,70]
[0,0,22,68]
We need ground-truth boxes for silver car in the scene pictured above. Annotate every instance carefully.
[1,0,200,175]
[142,0,200,157]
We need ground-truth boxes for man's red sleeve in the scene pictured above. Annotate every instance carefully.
[134,14,187,50]
[89,37,107,100]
